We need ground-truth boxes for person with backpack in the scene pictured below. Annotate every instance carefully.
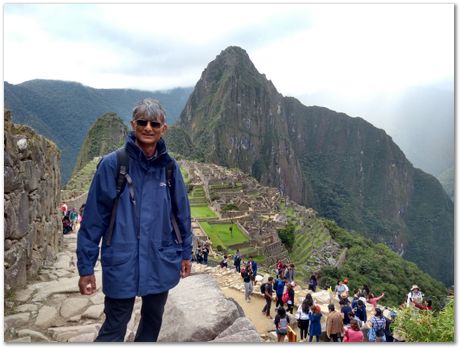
[369,308,387,342]
[249,257,258,284]
[76,98,192,342]
[284,282,295,314]
[406,284,424,306]
[296,298,311,342]
[274,276,287,308]
[354,300,367,323]
[261,276,274,319]
[340,298,353,326]
[274,306,290,342]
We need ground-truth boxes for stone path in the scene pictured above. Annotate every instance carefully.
[4,232,106,342]
[4,232,382,343]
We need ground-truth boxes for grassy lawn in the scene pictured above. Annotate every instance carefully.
[191,206,217,218]
[200,222,249,248]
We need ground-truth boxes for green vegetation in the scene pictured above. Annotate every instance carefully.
[71,112,128,177]
[277,223,296,251]
[393,298,454,342]
[190,206,217,218]
[5,79,192,184]
[200,222,249,249]
[222,203,239,212]
[64,156,100,191]
[317,220,447,308]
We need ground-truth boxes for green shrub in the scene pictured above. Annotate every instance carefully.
[277,223,296,251]
[393,298,454,342]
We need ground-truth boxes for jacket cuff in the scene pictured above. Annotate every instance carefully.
[78,264,95,277]
[182,247,192,260]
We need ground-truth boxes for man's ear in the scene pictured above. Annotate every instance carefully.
[162,123,168,134]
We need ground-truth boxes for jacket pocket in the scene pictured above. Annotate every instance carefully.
[101,244,134,267]
[151,244,182,287]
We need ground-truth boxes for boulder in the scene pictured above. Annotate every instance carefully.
[35,305,58,328]
[212,317,262,343]
[158,273,241,342]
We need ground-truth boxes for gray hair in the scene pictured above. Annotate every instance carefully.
[132,98,166,121]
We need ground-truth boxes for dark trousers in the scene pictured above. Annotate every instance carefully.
[262,296,272,316]
[330,333,342,342]
[298,319,310,340]
[309,335,320,342]
[95,291,169,342]
[275,295,284,308]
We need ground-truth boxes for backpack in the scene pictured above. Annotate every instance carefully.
[282,291,290,304]
[277,317,288,334]
[260,283,267,294]
[104,146,182,246]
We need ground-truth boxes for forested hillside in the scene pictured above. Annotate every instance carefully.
[4,80,192,183]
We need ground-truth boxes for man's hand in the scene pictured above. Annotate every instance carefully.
[79,275,97,295]
[181,259,192,278]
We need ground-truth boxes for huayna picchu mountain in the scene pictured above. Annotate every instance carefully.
[169,46,454,286]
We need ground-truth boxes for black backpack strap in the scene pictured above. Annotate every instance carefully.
[105,147,130,246]
[166,159,183,244]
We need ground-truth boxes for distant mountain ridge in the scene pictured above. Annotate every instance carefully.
[170,46,454,285]
[4,80,192,183]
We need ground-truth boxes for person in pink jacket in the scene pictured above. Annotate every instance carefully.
[343,319,364,342]
[368,292,385,308]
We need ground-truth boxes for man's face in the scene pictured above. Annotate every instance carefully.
[131,113,167,147]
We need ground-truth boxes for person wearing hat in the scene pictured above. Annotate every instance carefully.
[406,285,423,306]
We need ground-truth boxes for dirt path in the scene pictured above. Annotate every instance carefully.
[222,288,301,341]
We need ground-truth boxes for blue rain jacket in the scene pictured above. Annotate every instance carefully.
[76,133,192,299]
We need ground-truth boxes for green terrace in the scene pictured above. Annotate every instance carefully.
[200,222,249,250]
[289,219,332,281]
[190,206,218,219]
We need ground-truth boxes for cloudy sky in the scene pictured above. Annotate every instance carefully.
[4,3,453,98]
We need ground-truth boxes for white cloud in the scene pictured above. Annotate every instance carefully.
[4,3,454,96]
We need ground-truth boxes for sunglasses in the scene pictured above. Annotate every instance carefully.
[135,119,163,128]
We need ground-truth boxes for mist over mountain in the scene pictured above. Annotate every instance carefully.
[297,82,454,178]
[4,80,192,183]
[173,46,453,285]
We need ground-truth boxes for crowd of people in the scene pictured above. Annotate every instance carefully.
[189,246,432,343]
[60,202,85,234]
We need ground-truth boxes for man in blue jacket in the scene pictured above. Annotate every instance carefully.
[76,98,192,342]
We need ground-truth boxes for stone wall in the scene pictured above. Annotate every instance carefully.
[4,110,62,292]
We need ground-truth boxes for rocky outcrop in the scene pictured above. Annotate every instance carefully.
[176,46,454,285]
[4,109,62,292]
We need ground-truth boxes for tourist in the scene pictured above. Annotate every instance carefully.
[354,300,367,323]
[285,282,295,314]
[368,292,385,308]
[241,263,253,302]
[78,204,85,223]
[296,297,311,342]
[76,98,192,342]
[369,308,387,342]
[308,274,317,292]
[340,298,353,326]
[285,263,295,283]
[347,311,362,328]
[335,280,347,301]
[414,298,432,310]
[308,305,322,342]
[196,245,203,264]
[384,310,397,342]
[234,249,241,272]
[326,303,344,342]
[274,306,290,342]
[62,215,72,234]
[69,207,78,228]
[406,285,423,306]
[304,293,314,308]
[202,243,209,265]
[362,284,370,299]
[220,255,228,268]
[276,259,284,279]
[261,276,274,319]
[343,319,364,342]
[274,276,287,308]
[249,257,258,284]
[60,202,68,216]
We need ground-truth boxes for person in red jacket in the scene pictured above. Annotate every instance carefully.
[414,298,432,310]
